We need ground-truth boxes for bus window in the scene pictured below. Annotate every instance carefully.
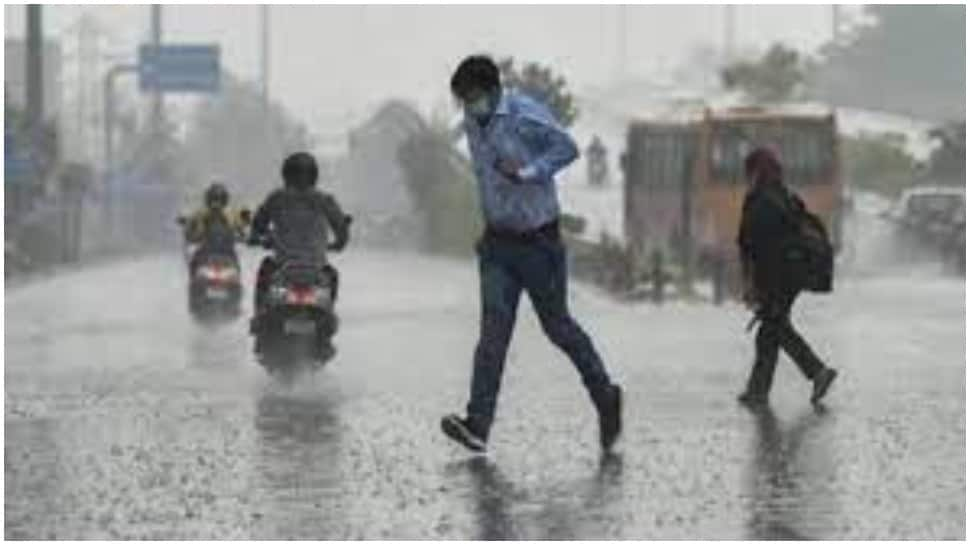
[710,124,753,183]
[783,123,833,186]
[711,121,834,186]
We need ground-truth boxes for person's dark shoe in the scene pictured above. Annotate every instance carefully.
[737,391,769,406]
[811,368,838,404]
[441,414,488,453]
[593,384,622,451]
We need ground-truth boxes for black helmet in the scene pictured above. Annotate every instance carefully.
[205,182,229,209]
[282,152,318,190]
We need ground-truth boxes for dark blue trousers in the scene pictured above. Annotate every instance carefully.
[466,233,612,432]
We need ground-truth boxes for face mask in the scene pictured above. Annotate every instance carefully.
[464,92,494,121]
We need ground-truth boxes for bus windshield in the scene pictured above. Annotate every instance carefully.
[709,120,835,185]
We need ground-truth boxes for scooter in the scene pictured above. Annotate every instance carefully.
[176,211,250,321]
[248,226,349,383]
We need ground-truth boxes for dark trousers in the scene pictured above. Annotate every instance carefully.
[744,289,826,395]
[467,229,612,433]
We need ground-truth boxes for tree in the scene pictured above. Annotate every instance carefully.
[810,5,964,121]
[498,57,579,127]
[397,117,481,256]
[721,43,808,104]
[840,132,920,198]
[925,121,965,183]
[4,101,61,198]
[181,73,312,206]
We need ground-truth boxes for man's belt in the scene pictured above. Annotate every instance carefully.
[484,220,560,243]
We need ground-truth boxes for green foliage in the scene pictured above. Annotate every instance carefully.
[926,121,965,183]
[812,5,964,120]
[4,101,60,186]
[840,132,920,197]
[721,43,807,103]
[397,122,481,257]
[498,57,579,127]
[182,73,311,205]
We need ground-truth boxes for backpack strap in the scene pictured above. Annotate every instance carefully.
[759,184,801,225]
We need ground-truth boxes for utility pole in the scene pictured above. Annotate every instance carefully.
[615,5,628,84]
[75,15,88,162]
[22,5,45,219]
[831,4,841,44]
[723,5,736,67]
[26,5,44,133]
[150,5,163,138]
[260,5,270,108]
[73,13,98,163]
[103,64,138,233]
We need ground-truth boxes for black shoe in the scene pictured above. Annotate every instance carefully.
[594,384,622,451]
[441,414,488,453]
[811,368,838,404]
[737,391,769,406]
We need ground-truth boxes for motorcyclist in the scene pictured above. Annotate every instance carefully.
[586,135,609,186]
[248,152,350,353]
[181,181,249,272]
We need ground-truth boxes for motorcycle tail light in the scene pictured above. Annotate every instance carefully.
[198,265,239,282]
[285,287,326,306]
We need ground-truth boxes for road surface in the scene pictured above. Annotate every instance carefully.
[5,241,965,539]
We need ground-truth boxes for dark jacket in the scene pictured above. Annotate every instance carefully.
[251,187,349,264]
[737,180,803,294]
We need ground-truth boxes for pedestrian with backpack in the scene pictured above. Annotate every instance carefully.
[736,147,838,406]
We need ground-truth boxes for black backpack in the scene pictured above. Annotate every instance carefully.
[768,188,835,294]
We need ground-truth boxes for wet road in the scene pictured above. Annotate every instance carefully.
[5,244,965,539]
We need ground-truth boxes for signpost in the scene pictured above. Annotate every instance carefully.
[138,44,220,93]
[102,43,220,239]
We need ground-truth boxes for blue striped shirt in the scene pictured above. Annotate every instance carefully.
[462,91,579,232]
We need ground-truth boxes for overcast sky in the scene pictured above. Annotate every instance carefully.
[5,4,857,135]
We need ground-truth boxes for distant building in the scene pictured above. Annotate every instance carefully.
[334,100,425,249]
[341,100,422,217]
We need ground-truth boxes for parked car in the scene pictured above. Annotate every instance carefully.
[884,186,965,270]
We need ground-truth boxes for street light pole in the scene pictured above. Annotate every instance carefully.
[723,5,736,67]
[261,5,270,108]
[22,5,45,220]
[103,63,138,233]
[615,5,627,84]
[26,5,44,130]
[150,5,163,137]
[831,4,841,44]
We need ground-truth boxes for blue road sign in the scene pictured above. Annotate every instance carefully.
[5,155,33,182]
[139,44,220,93]
[5,132,34,183]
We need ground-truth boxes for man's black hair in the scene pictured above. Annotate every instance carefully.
[450,55,501,99]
